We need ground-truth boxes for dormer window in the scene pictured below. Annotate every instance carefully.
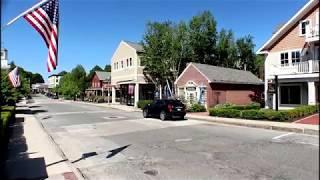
[300,20,309,36]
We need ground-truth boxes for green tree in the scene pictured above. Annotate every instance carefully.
[59,65,87,99]
[58,71,68,76]
[141,21,176,97]
[104,64,111,72]
[31,73,44,84]
[236,35,256,72]
[188,11,217,65]
[87,65,103,82]
[216,29,237,68]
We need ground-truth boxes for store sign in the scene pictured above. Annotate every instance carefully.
[267,82,275,93]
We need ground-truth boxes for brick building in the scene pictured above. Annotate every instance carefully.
[85,71,112,100]
[175,63,264,108]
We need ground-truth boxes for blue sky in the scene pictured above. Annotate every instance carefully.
[2,0,307,81]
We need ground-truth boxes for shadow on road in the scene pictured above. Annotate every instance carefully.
[107,144,131,158]
[71,144,131,164]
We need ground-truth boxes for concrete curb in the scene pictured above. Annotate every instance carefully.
[186,115,319,136]
[28,105,86,180]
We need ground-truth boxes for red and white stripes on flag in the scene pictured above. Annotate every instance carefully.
[24,0,59,72]
[8,67,21,88]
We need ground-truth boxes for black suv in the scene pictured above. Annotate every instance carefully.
[143,99,186,120]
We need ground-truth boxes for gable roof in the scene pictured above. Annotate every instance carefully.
[123,40,144,52]
[257,0,318,54]
[95,71,111,81]
[190,63,263,85]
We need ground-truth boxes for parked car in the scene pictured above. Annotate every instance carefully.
[143,99,186,120]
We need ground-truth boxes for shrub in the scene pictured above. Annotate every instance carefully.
[214,103,260,110]
[261,109,288,122]
[209,108,241,118]
[188,103,206,112]
[137,100,153,109]
[241,110,265,119]
[214,103,234,109]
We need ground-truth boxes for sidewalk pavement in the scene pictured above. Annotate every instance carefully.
[60,100,319,135]
[5,103,83,180]
[186,112,319,135]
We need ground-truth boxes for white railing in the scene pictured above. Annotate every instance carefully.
[271,60,319,75]
[306,26,319,42]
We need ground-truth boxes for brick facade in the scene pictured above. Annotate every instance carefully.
[209,83,263,107]
[176,64,263,108]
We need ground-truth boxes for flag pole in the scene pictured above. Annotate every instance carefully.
[2,0,50,30]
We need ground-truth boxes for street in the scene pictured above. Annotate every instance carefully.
[31,95,318,180]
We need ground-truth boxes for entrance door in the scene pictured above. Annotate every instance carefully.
[280,85,301,105]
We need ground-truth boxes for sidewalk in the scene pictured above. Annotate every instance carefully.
[60,99,319,135]
[5,103,83,180]
[186,112,319,135]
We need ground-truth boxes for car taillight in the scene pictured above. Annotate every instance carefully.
[168,104,173,112]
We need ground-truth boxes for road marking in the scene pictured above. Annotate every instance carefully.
[272,132,295,140]
[175,138,192,142]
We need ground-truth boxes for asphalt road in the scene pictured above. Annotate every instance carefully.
[31,95,319,180]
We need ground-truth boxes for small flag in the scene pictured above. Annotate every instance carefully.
[24,0,59,72]
[8,67,21,88]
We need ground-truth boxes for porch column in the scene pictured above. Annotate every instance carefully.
[112,86,116,103]
[134,83,139,108]
[308,81,316,105]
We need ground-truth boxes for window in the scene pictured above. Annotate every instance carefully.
[126,59,129,67]
[129,58,132,66]
[114,63,116,70]
[280,85,301,104]
[280,52,289,66]
[121,61,124,68]
[291,51,300,64]
[116,62,119,69]
[300,20,309,35]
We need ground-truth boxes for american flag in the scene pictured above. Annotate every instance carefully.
[24,0,59,72]
[8,67,21,88]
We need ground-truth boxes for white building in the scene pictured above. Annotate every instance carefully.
[48,74,62,89]
[1,48,10,69]
[257,0,319,109]
[111,40,154,107]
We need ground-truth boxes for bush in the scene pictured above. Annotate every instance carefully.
[209,104,318,122]
[261,109,288,122]
[209,108,241,118]
[188,103,206,112]
[214,103,260,110]
[137,100,153,109]
[240,110,265,119]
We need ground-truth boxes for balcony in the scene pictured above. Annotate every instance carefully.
[271,60,319,76]
[306,26,319,42]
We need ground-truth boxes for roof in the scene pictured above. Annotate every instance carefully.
[95,71,111,81]
[123,40,144,52]
[257,0,319,54]
[48,74,62,78]
[190,63,263,85]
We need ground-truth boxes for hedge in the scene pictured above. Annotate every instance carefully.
[209,105,318,122]
[137,100,153,109]
[209,108,241,118]
[219,103,261,110]
[1,106,15,161]
[188,103,206,112]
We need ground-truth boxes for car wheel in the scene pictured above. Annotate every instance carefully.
[160,111,167,121]
[143,109,149,118]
